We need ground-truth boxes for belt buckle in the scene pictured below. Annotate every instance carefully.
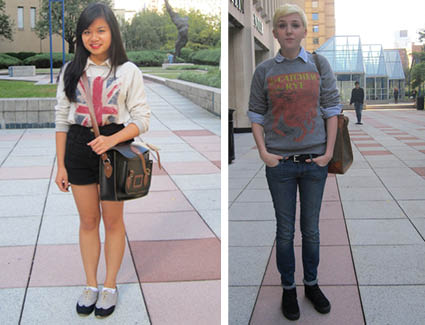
[293,155,301,163]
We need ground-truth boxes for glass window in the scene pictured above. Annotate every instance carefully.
[18,7,24,29]
[313,38,319,44]
[313,25,319,33]
[312,13,319,20]
[337,74,350,81]
[30,7,36,29]
[312,1,319,8]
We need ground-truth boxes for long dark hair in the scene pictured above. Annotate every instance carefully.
[63,2,128,102]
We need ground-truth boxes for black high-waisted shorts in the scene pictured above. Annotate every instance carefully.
[65,123,132,185]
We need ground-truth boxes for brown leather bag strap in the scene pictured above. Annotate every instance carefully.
[145,143,162,169]
[81,72,113,178]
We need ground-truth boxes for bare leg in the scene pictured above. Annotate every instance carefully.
[71,184,101,288]
[100,197,125,289]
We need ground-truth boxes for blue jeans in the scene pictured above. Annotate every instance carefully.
[266,159,328,289]
[354,103,363,123]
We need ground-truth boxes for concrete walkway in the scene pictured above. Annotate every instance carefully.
[229,108,425,324]
[0,80,221,324]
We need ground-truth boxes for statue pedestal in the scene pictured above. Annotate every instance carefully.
[162,63,195,69]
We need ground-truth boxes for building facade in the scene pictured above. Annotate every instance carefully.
[229,0,283,129]
[0,0,67,53]
[315,36,406,103]
[228,0,336,129]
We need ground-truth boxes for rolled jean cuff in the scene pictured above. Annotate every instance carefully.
[282,283,296,290]
[303,278,318,286]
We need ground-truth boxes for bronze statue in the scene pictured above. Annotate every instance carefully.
[164,0,188,62]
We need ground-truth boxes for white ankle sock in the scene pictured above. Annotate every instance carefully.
[86,286,99,292]
[102,287,116,294]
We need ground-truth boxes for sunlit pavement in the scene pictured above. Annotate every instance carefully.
[0,80,221,324]
[229,108,425,324]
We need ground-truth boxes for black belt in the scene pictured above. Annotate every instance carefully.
[285,154,319,163]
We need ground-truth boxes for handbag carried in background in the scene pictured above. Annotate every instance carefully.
[313,53,353,174]
[81,72,161,201]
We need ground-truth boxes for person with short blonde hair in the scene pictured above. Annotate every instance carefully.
[273,3,308,30]
[248,3,341,321]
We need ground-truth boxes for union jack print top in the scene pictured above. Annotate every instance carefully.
[55,58,150,135]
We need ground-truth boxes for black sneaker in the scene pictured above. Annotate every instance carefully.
[76,287,98,316]
[355,122,363,125]
[95,288,118,318]
[281,288,300,320]
[304,284,331,314]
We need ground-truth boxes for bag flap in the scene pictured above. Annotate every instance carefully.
[110,143,149,158]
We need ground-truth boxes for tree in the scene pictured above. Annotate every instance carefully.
[411,62,425,94]
[120,8,220,52]
[186,10,220,49]
[35,0,112,53]
[0,0,13,41]
[419,29,425,43]
[124,10,168,51]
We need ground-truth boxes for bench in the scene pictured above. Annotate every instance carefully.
[8,65,36,77]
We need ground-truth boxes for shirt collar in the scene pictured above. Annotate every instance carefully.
[84,57,111,70]
[275,47,308,63]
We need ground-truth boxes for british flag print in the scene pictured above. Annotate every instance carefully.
[75,76,120,127]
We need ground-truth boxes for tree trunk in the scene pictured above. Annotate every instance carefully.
[67,39,75,54]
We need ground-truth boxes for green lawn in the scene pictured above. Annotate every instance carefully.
[0,65,219,98]
[0,80,57,98]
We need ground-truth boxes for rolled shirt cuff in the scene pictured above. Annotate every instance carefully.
[247,110,265,125]
[321,104,342,119]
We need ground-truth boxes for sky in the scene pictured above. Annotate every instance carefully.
[335,0,425,49]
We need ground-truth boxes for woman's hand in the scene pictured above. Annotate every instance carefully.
[87,135,117,155]
[260,151,283,167]
[306,154,332,167]
[55,166,70,192]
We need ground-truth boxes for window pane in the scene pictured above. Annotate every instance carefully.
[312,1,318,8]
[312,13,319,20]
[313,25,319,33]
[337,74,350,81]
[18,7,24,29]
[30,8,36,29]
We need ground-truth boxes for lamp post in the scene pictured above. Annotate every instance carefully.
[49,0,65,83]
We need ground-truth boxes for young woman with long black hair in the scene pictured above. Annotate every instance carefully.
[55,2,150,318]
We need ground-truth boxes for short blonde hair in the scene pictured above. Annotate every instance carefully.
[273,4,308,30]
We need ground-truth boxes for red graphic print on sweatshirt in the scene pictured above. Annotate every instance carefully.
[267,72,320,142]
[76,76,120,127]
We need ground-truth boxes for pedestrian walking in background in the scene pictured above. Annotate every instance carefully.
[54,2,150,318]
[248,3,340,321]
[394,87,399,104]
[350,81,365,125]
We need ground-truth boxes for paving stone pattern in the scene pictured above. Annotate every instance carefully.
[229,109,425,324]
[0,80,220,324]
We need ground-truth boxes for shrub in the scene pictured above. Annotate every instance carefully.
[5,52,37,61]
[178,67,220,88]
[23,53,74,68]
[191,48,220,66]
[127,50,169,66]
[179,48,194,62]
[0,54,22,69]
[185,42,210,51]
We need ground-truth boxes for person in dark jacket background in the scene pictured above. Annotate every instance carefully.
[350,81,365,125]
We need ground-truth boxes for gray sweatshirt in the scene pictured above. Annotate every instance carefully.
[248,47,341,156]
